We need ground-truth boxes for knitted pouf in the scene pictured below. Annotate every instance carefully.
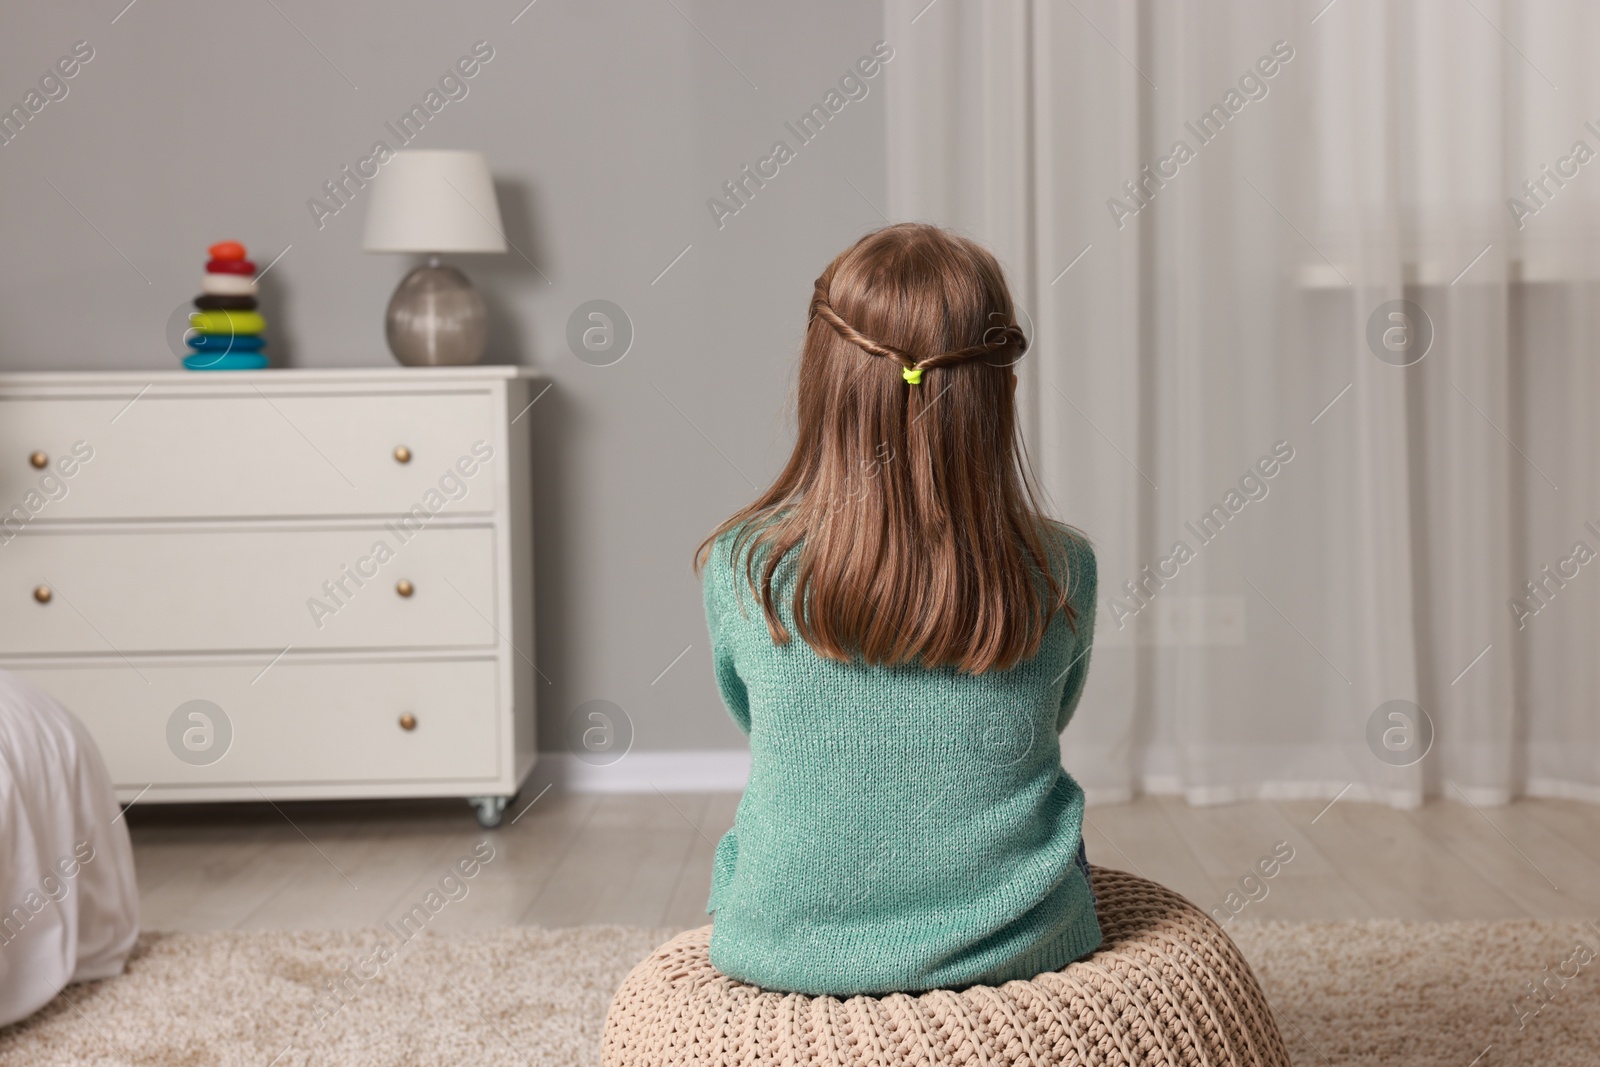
[602,866,1293,1067]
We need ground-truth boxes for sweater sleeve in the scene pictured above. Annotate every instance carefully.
[1057,534,1097,734]
[704,543,751,735]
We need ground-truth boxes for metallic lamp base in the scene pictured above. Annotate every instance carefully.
[384,263,488,367]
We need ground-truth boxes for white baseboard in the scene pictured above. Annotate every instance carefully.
[531,753,1600,805]
[1527,777,1600,805]
[535,750,750,793]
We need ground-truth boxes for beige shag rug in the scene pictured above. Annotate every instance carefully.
[0,920,1596,1065]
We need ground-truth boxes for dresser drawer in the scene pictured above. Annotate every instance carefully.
[0,390,502,520]
[9,658,500,786]
[0,525,498,654]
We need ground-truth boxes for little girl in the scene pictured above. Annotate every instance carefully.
[697,223,1099,996]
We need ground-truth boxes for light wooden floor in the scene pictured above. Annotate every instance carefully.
[125,792,1600,934]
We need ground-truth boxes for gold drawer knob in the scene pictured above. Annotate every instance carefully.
[395,579,414,597]
[33,585,52,604]
[393,445,412,464]
[29,451,47,469]
[399,713,417,731]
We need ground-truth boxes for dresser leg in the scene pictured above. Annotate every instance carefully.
[469,795,508,828]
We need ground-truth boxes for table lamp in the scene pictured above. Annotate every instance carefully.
[363,150,507,366]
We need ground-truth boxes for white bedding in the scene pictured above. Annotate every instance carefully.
[0,670,138,1028]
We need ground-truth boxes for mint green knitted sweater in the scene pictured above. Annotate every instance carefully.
[702,525,1100,995]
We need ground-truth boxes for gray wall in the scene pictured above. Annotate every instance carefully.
[0,0,889,754]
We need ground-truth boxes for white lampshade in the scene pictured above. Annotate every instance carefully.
[363,150,507,254]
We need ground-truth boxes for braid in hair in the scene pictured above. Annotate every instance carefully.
[809,277,916,371]
[808,274,1027,380]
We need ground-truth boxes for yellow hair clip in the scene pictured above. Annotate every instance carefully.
[902,365,923,385]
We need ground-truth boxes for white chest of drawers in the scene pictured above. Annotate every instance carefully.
[0,368,538,826]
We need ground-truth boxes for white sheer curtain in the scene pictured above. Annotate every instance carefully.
[885,0,1600,807]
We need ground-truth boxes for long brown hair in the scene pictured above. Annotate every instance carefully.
[697,223,1076,674]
